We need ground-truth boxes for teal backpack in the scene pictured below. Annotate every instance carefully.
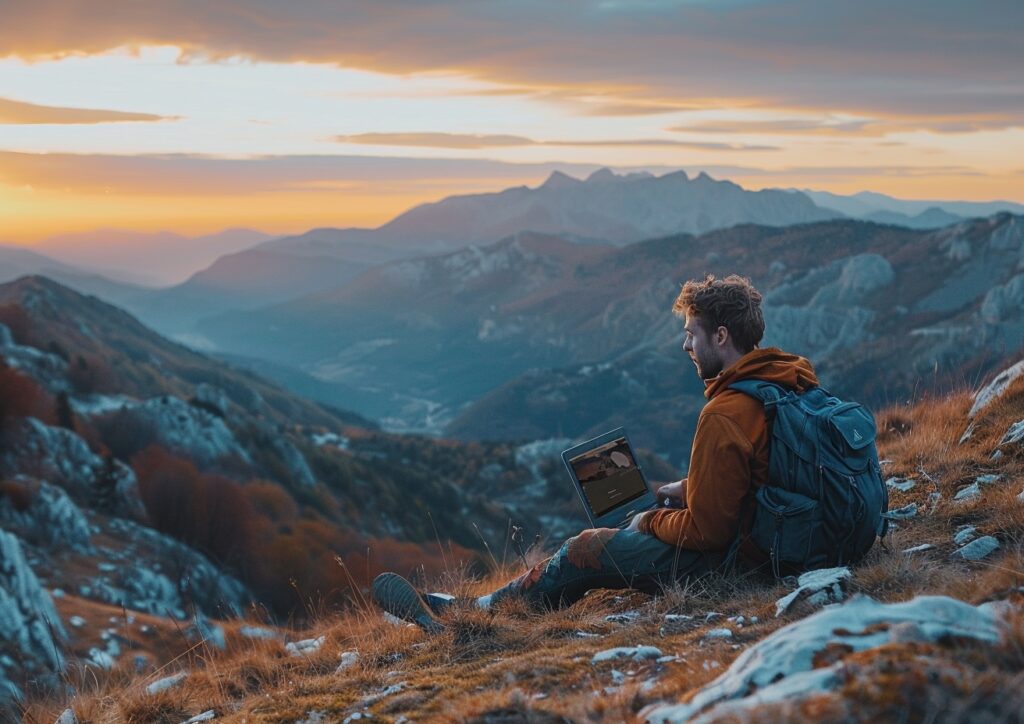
[728,380,889,576]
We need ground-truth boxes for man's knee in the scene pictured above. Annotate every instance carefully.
[565,528,619,570]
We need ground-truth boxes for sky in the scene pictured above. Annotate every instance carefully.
[1,0,1022,243]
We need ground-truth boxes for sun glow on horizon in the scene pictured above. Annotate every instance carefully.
[0,34,1022,243]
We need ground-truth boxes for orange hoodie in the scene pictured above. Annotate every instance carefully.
[638,347,819,551]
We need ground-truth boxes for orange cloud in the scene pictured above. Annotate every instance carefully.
[0,97,173,124]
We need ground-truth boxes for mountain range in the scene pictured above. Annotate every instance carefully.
[192,214,1024,468]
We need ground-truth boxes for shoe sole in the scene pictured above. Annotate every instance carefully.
[372,573,445,633]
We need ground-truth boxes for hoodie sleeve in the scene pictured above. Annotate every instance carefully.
[638,412,752,550]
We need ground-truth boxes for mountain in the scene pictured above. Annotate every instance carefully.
[31,227,275,286]
[4,274,684,704]
[0,243,148,306]
[120,169,840,335]
[863,206,964,229]
[197,214,1024,468]
[126,232,411,335]
[803,189,1024,223]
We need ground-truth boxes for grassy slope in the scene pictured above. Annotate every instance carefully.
[24,376,1024,722]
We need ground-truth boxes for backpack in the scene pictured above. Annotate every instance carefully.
[728,380,889,576]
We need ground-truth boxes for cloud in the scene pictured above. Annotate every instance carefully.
[0,97,174,124]
[337,132,776,151]
[0,150,665,195]
[1,1,1022,126]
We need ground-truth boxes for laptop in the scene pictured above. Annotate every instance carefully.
[562,428,661,528]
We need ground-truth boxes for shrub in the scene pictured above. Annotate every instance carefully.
[0,363,55,429]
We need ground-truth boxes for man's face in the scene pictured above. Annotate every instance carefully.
[683,314,724,380]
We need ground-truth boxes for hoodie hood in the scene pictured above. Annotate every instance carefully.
[704,347,819,400]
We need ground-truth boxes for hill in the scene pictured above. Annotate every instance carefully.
[22,357,1024,722]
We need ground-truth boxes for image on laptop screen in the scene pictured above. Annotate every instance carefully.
[569,437,648,517]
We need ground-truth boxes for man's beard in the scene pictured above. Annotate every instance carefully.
[694,349,724,380]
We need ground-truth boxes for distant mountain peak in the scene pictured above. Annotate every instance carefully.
[585,168,618,184]
[541,170,582,189]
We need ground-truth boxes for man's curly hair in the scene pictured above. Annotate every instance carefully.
[673,274,765,353]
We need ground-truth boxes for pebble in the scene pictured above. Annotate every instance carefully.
[336,651,359,673]
[954,483,981,502]
[69,616,86,628]
[605,611,641,624]
[902,543,935,554]
[704,628,733,640]
[146,671,188,695]
[976,474,1002,485]
[183,712,216,723]
[591,645,663,664]
[954,526,977,546]
[884,503,917,520]
[885,477,916,492]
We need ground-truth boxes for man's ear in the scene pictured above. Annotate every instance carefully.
[714,325,729,347]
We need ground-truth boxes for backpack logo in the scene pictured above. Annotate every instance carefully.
[853,429,863,442]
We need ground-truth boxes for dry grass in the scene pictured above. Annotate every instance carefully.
[22,378,1024,722]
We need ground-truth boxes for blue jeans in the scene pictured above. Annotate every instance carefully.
[487,528,723,609]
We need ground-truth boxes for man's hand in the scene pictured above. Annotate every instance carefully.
[656,479,687,508]
[625,510,653,532]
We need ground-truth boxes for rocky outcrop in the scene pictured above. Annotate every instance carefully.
[980,274,1024,324]
[104,518,250,618]
[643,595,1009,722]
[0,529,66,701]
[1,417,143,516]
[970,359,1024,418]
[0,481,94,552]
[0,323,70,393]
[107,396,252,469]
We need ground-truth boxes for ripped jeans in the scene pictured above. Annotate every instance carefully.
[486,528,722,609]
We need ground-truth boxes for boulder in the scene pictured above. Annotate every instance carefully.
[0,528,66,691]
[642,595,1008,722]
[0,481,94,552]
[969,359,1024,418]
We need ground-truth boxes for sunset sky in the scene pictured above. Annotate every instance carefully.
[1,0,1022,243]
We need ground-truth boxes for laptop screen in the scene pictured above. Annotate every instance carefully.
[568,436,648,517]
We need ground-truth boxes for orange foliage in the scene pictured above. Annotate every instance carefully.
[0,304,32,345]
[67,352,116,394]
[0,362,56,428]
[244,480,299,522]
[132,446,257,568]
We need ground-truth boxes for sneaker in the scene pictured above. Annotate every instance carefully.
[372,572,445,633]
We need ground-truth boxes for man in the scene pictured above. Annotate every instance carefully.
[373,274,819,631]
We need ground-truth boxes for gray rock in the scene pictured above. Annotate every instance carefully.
[885,477,916,492]
[0,482,94,552]
[775,567,851,616]
[981,274,1024,324]
[194,384,230,416]
[146,671,187,695]
[954,526,977,546]
[883,503,917,520]
[0,529,66,674]
[954,483,981,502]
[953,536,999,561]
[0,419,143,516]
[902,543,935,554]
[999,420,1024,448]
[970,360,1024,418]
